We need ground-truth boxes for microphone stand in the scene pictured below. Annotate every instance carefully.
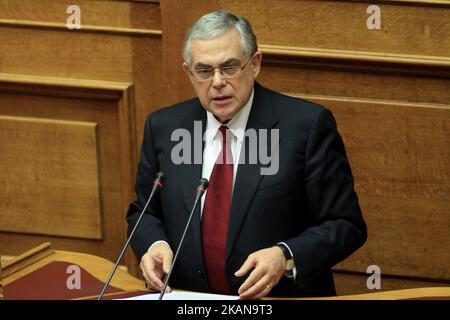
[159,178,209,300]
[98,172,164,300]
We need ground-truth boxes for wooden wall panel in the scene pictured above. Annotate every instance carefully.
[0,0,161,30]
[0,0,163,150]
[218,0,450,57]
[159,0,216,106]
[0,116,101,239]
[307,97,450,279]
[0,74,136,263]
[0,0,162,276]
[131,36,164,149]
[259,58,450,104]
[0,28,133,81]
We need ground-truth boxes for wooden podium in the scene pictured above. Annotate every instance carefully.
[2,243,450,300]
[1,242,147,300]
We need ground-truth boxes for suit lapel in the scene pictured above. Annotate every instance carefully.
[226,83,279,260]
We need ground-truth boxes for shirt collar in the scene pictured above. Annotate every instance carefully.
[204,89,254,144]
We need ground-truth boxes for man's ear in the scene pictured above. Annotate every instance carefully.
[251,51,263,78]
[182,62,190,76]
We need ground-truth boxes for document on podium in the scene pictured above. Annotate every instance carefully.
[118,290,239,300]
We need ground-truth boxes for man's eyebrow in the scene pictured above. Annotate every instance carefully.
[220,58,241,66]
[193,58,241,69]
[194,63,212,69]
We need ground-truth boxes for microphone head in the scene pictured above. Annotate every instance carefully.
[153,172,165,187]
[197,178,209,192]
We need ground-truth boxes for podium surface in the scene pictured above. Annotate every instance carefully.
[2,243,450,300]
[2,242,147,300]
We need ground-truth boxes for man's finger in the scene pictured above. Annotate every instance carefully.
[161,252,173,274]
[164,285,172,293]
[239,275,271,300]
[147,271,165,290]
[237,266,265,295]
[234,256,255,277]
[141,268,151,286]
[140,257,154,283]
[141,255,166,290]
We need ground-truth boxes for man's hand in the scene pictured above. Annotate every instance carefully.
[140,242,173,292]
[234,246,286,299]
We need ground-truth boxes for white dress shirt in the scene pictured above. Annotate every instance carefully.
[200,89,254,214]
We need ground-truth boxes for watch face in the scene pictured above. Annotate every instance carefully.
[286,259,295,271]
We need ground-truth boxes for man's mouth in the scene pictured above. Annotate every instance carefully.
[212,95,233,105]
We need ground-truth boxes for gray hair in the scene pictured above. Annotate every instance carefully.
[182,10,258,65]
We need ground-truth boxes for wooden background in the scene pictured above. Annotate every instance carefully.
[0,0,449,295]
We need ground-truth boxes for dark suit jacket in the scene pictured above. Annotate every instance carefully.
[127,82,367,297]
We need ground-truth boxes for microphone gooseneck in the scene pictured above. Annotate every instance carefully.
[98,172,165,300]
[159,178,209,300]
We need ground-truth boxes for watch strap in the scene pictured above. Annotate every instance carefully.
[276,243,295,278]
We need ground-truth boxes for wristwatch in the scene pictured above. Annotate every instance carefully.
[276,243,295,279]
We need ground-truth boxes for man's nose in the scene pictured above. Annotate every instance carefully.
[211,69,226,88]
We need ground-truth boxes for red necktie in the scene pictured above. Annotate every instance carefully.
[202,126,233,294]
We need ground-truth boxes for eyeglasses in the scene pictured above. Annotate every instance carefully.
[188,55,253,82]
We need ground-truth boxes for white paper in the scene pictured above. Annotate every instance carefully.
[117,290,239,300]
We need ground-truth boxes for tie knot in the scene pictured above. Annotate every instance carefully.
[218,125,230,144]
[217,126,232,165]
[219,125,228,135]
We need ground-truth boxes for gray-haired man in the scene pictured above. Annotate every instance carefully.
[127,10,367,299]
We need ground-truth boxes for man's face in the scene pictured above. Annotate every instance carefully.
[183,28,262,123]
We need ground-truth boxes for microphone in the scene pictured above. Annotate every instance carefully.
[159,178,209,300]
[98,172,165,300]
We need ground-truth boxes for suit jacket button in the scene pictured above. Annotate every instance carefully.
[197,270,203,277]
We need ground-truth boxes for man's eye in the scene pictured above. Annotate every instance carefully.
[221,66,239,74]
[196,69,212,76]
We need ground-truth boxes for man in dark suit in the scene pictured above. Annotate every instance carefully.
[127,10,367,299]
